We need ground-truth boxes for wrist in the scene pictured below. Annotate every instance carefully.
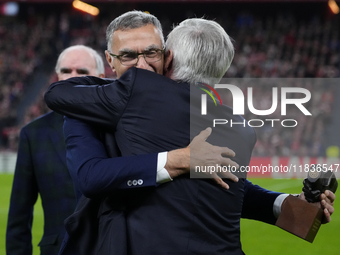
[165,147,190,178]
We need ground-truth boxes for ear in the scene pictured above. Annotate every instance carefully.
[105,50,116,75]
[164,49,173,73]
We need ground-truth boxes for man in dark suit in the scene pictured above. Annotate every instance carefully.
[45,18,335,254]
[6,45,105,255]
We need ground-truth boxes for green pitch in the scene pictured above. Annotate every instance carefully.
[241,178,339,255]
[1,174,339,255]
[0,174,43,255]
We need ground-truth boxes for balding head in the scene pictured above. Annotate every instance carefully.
[55,45,105,81]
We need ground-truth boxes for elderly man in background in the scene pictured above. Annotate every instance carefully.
[6,45,105,255]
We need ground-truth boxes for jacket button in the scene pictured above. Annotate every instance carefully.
[132,180,138,186]
[137,179,143,185]
[127,180,132,186]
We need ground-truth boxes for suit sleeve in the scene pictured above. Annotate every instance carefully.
[44,69,137,130]
[64,117,158,198]
[239,125,283,225]
[242,179,283,225]
[6,128,38,255]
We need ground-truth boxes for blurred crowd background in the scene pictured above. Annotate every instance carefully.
[0,1,339,157]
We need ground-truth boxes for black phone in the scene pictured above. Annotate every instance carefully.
[302,168,338,203]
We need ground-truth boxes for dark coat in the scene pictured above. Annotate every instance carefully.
[45,68,281,255]
[6,111,77,255]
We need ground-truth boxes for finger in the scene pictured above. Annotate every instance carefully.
[321,199,334,215]
[220,157,239,169]
[220,147,236,158]
[323,208,331,223]
[325,190,335,203]
[320,191,335,206]
[219,171,239,182]
[198,127,212,141]
[213,177,230,190]
[320,194,333,206]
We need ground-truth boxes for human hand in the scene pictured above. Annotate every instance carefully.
[298,190,335,223]
[189,127,239,189]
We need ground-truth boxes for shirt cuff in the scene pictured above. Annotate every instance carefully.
[156,152,173,184]
[273,193,290,218]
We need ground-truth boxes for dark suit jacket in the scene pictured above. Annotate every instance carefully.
[6,111,77,255]
[45,68,281,255]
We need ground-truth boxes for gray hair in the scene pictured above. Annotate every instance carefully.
[166,18,234,86]
[106,10,164,50]
[55,45,105,75]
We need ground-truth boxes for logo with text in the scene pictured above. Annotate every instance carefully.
[200,84,312,128]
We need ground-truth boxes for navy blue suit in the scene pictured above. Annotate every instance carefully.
[6,112,77,255]
[45,68,281,254]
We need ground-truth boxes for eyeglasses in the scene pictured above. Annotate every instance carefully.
[108,48,164,66]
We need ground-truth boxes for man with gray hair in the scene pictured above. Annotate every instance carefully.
[165,18,234,86]
[46,18,249,255]
[104,10,165,78]
[45,16,335,254]
[55,45,105,80]
[6,45,105,255]
[105,11,238,186]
